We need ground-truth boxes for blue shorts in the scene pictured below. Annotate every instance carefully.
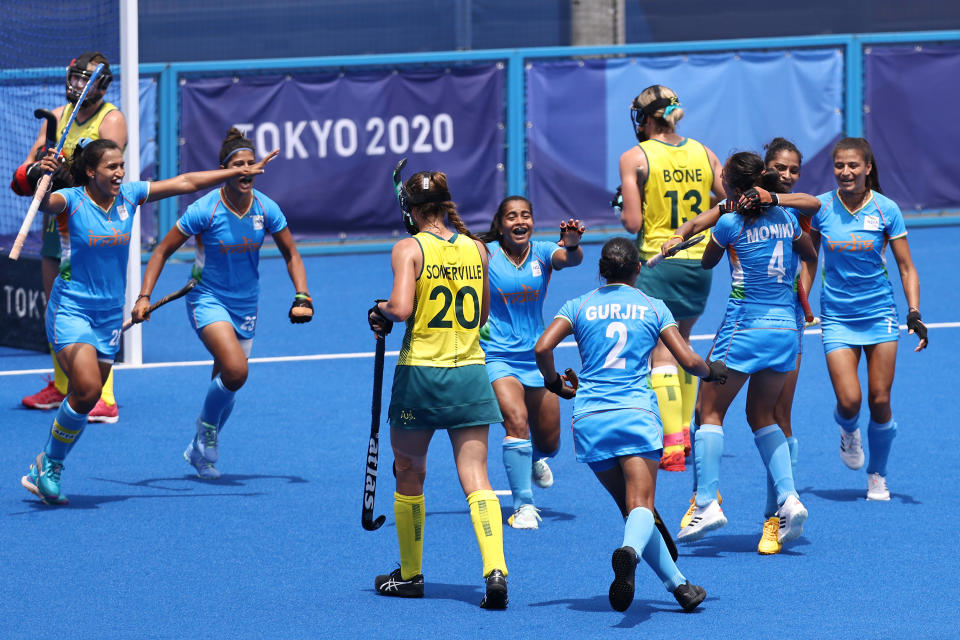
[710,301,799,374]
[571,407,663,466]
[821,309,899,355]
[46,289,122,359]
[186,288,258,340]
[485,350,542,387]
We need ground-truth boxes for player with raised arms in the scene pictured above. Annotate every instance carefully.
[13,52,127,423]
[664,138,821,554]
[675,152,817,547]
[617,85,725,472]
[477,196,585,529]
[810,137,927,501]
[367,162,508,609]
[534,237,726,613]
[132,128,312,479]
[20,138,277,505]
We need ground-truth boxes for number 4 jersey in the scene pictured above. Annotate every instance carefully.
[398,231,486,368]
[556,283,676,418]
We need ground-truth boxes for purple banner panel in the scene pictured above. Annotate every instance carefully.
[865,45,960,212]
[180,65,505,237]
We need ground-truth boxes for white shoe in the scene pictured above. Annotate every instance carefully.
[866,473,890,501]
[676,500,726,542]
[507,504,541,530]
[776,495,808,543]
[840,428,865,470]
[532,458,554,488]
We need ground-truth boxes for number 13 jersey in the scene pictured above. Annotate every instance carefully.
[398,231,486,368]
[556,283,676,418]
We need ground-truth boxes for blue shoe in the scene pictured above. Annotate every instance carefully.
[195,418,219,462]
[20,453,69,505]
[184,439,221,480]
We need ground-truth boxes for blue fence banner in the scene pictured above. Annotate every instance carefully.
[179,64,505,236]
[864,44,960,212]
[526,49,844,227]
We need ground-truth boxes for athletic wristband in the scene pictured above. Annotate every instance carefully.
[770,192,779,207]
[136,294,150,302]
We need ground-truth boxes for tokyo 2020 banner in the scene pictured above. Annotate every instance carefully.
[179,64,505,237]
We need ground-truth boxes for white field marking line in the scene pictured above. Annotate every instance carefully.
[3,321,958,378]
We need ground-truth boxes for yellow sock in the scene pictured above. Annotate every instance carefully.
[394,492,425,580]
[100,368,116,406]
[679,369,699,446]
[51,344,68,396]
[651,370,684,454]
[467,489,507,578]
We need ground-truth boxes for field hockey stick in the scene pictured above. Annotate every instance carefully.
[796,278,814,324]
[9,64,105,260]
[35,109,59,146]
[646,234,705,268]
[121,279,198,332]
[564,368,579,390]
[653,508,680,562]
[362,333,387,531]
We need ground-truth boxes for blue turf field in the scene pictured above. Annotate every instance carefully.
[2,226,958,639]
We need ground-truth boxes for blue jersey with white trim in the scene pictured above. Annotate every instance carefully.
[812,190,907,320]
[557,284,676,417]
[482,239,560,355]
[177,188,287,305]
[53,181,150,308]
[711,206,801,307]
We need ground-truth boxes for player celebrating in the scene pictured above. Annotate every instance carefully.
[675,152,817,547]
[810,137,927,501]
[534,237,725,613]
[12,52,127,423]
[132,128,311,479]
[478,196,585,529]
[368,166,508,609]
[20,139,276,506]
[665,138,821,554]
[617,85,725,471]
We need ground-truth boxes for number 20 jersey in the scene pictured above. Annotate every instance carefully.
[397,232,486,368]
[556,283,676,418]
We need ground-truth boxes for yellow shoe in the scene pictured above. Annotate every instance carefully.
[680,491,722,529]
[758,517,782,555]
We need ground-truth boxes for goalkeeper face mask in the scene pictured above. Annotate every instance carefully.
[66,53,112,107]
[392,158,451,236]
[630,94,680,143]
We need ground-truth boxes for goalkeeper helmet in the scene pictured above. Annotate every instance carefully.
[66,52,113,107]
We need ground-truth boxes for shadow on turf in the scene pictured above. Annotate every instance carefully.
[529,594,704,624]
[805,487,919,504]
[675,533,810,557]
[89,473,309,490]
[364,582,487,607]
[419,506,576,525]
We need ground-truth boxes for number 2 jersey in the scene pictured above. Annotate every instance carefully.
[556,284,676,418]
[398,231,486,368]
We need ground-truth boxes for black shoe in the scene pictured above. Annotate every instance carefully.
[673,581,706,612]
[479,569,508,609]
[609,546,638,612]
[375,568,424,598]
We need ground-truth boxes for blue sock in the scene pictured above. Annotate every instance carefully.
[502,438,534,511]
[835,408,860,433]
[625,507,685,591]
[754,425,797,506]
[217,396,237,435]
[765,436,800,518]
[531,441,559,460]
[689,418,699,494]
[865,418,897,476]
[694,425,723,508]
[44,397,87,461]
[201,375,236,428]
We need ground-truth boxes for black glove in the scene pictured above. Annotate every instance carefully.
[289,292,313,324]
[702,359,728,384]
[368,300,393,336]
[906,309,928,344]
[544,372,575,399]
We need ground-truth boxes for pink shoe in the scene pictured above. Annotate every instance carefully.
[87,398,119,423]
[22,378,66,410]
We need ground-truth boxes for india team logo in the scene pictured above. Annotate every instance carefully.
[531,262,542,277]
[864,215,880,231]
[253,215,264,230]
[117,204,129,221]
